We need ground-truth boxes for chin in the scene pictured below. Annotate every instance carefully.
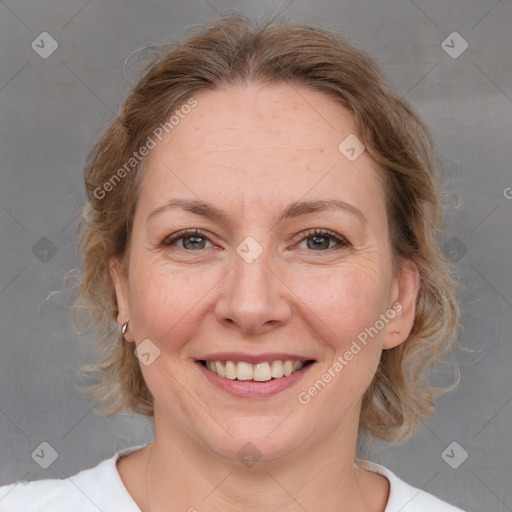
[203,424,310,467]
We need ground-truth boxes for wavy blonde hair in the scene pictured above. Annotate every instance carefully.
[76,13,460,442]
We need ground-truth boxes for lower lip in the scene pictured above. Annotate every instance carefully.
[196,361,314,398]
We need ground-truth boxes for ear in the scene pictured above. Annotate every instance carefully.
[109,256,135,343]
[382,259,421,350]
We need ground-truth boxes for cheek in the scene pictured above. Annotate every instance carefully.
[292,261,392,344]
[292,267,390,413]
[291,265,391,402]
[126,256,217,350]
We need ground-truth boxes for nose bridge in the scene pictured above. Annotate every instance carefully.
[215,238,291,333]
[233,243,272,301]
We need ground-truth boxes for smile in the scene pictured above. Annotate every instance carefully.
[200,359,313,382]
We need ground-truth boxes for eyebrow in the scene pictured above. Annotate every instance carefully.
[147,198,366,224]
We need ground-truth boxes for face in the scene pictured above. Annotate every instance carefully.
[112,82,419,464]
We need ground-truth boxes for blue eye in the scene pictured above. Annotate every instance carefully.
[297,229,350,251]
[162,229,212,250]
[162,228,350,252]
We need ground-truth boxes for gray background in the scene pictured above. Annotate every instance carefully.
[0,0,511,510]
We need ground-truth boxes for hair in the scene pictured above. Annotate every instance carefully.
[75,13,460,442]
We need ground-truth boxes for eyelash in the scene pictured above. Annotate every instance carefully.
[162,228,350,252]
[293,228,350,250]
[162,229,210,248]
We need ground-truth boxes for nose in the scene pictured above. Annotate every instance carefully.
[214,247,292,335]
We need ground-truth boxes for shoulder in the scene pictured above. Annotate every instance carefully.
[0,445,144,512]
[356,459,466,512]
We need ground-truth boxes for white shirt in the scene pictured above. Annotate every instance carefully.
[0,445,465,511]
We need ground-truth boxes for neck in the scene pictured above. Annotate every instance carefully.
[139,407,388,512]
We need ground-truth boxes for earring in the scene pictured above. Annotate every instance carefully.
[121,320,129,335]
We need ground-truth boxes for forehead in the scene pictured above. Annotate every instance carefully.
[138,82,386,226]
[153,82,364,161]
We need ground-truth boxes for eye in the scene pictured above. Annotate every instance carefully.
[161,228,350,252]
[162,229,213,250]
[295,229,350,251]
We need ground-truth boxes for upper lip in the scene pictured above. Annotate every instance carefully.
[197,352,315,364]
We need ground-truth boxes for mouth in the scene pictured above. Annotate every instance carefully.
[198,359,315,382]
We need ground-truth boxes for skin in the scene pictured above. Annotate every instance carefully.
[111,82,420,511]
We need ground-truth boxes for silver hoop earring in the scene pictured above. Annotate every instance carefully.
[121,320,129,335]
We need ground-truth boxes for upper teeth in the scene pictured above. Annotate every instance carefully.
[204,360,304,381]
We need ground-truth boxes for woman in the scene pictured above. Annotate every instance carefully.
[0,13,464,511]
